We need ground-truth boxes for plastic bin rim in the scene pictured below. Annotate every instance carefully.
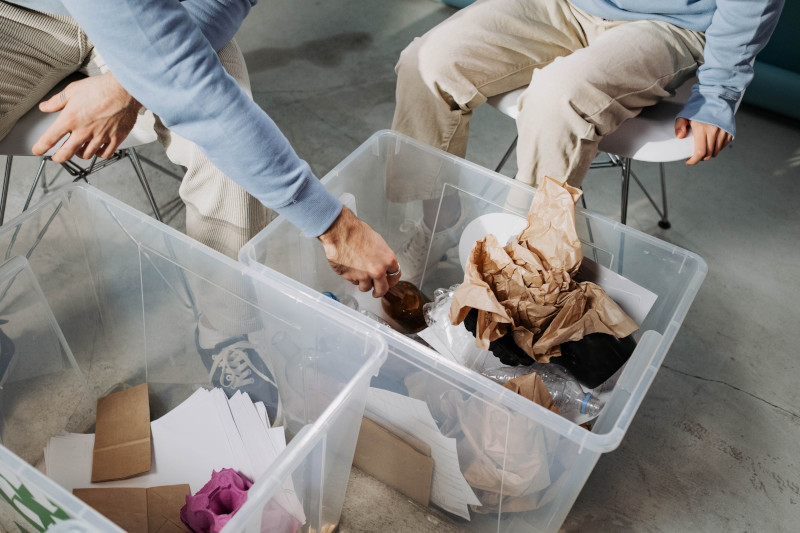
[0,183,389,353]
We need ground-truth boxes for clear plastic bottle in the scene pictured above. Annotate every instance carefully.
[323,291,391,327]
[323,291,359,310]
[482,364,604,419]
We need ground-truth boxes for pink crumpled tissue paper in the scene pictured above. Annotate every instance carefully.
[180,468,252,533]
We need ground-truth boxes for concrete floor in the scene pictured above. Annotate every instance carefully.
[2,0,799,531]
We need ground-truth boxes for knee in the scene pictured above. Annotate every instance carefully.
[395,35,474,108]
[395,36,454,85]
[518,59,597,121]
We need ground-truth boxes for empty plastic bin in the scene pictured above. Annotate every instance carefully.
[239,130,707,533]
[0,183,386,533]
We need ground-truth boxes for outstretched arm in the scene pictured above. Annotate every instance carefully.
[50,0,399,294]
[57,0,338,236]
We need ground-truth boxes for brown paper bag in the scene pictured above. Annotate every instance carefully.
[450,177,638,362]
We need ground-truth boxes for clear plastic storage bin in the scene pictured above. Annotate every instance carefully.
[0,184,386,533]
[239,130,707,533]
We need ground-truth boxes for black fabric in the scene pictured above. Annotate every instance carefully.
[462,308,636,388]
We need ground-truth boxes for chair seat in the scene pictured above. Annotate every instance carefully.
[0,73,157,157]
[486,77,697,163]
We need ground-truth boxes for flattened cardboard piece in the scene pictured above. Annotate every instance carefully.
[354,417,434,507]
[73,485,191,533]
[363,413,432,457]
[74,487,148,533]
[147,484,192,532]
[92,383,152,482]
[450,177,639,362]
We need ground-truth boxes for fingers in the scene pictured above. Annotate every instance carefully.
[683,120,733,165]
[98,145,115,159]
[357,278,373,293]
[674,118,689,139]
[715,132,732,157]
[51,132,87,163]
[78,136,106,160]
[686,132,705,165]
[385,259,401,289]
[38,90,67,114]
[32,114,72,156]
[703,132,715,161]
[98,138,121,159]
[372,274,389,298]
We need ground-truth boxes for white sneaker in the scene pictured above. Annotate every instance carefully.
[195,319,282,423]
[396,212,465,286]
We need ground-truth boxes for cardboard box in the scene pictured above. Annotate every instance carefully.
[353,416,433,507]
[73,484,190,533]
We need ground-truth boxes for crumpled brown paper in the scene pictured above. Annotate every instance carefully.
[449,176,638,362]
[502,373,560,414]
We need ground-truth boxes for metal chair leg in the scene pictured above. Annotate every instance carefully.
[23,157,49,211]
[620,157,632,225]
[657,162,671,229]
[124,147,163,222]
[495,136,518,173]
[1,156,12,226]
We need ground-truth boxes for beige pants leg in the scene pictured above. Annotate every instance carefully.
[0,4,89,141]
[515,19,705,192]
[392,0,704,206]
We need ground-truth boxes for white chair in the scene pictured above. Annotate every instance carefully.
[0,73,163,225]
[487,77,699,228]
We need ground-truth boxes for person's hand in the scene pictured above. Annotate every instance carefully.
[318,207,401,298]
[32,71,142,163]
[675,118,732,166]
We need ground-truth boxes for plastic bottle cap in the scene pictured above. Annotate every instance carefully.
[322,291,339,301]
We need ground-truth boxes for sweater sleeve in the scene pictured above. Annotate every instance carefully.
[677,0,784,136]
[60,0,342,237]
[179,0,256,52]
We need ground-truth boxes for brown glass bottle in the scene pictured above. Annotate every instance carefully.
[381,281,431,334]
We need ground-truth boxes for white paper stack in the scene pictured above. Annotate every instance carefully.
[44,388,305,524]
[365,387,480,520]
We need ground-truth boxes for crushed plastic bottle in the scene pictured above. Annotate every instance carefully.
[482,364,604,420]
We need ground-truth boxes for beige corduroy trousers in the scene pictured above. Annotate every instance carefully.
[392,0,706,209]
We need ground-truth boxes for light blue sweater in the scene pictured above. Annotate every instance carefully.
[10,0,343,237]
[569,0,785,136]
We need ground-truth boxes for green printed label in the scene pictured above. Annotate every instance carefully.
[0,464,69,532]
